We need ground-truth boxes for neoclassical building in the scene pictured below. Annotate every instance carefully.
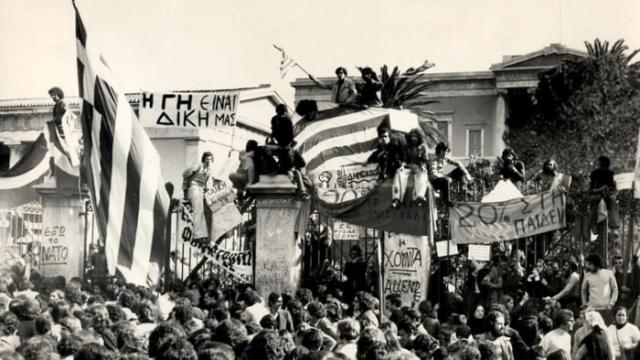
[291,43,587,159]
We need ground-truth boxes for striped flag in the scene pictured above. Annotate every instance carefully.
[73,3,170,286]
[294,107,433,235]
[273,44,298,78]
[295,107,419,175]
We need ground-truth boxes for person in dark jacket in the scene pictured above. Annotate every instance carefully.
[356,67,383,107]
[365,127,404,180]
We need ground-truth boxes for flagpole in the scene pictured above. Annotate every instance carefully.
[294,63,312,77]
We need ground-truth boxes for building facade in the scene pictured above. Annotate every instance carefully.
[291,44,587,160]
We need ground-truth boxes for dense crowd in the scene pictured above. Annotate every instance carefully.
[1,247,640,360]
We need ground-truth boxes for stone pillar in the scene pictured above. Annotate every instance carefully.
[493,89,508,157]
[34,183,86,280]
[248,175,304,299]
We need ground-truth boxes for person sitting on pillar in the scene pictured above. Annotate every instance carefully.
[428,142,472,205]
[392,128,431,208]
[182,152,215,240]
[356,67,383,107]
[309,67,358,106]
[589,155,620,232]
[229,140,258,194]
[270,104,294,148]
[364,127,404,181]
[499,148,526,190]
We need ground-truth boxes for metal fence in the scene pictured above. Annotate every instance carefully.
[0,201,44,270]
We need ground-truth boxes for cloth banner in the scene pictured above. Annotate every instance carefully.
[139,91,240,129]
[449,190,566,244]
[204,180,244,242]
[294,107,434,234]
[178,201,252,279]
[383,232,430,306]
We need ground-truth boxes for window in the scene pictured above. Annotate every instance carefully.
[435,121,452,145]
[466,128,484,157]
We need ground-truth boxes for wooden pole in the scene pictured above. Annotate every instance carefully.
[624,184,635,288]
[378,231,385,325]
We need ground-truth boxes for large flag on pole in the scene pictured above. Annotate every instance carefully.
[73,2,170,286]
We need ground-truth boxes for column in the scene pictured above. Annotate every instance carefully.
[493,89,508,156]
[6,142,25,168]
[247,175,304,299]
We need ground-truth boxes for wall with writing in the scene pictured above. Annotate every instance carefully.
[383,232,430,306]
[254,197,303,299]
[39,197,83,280]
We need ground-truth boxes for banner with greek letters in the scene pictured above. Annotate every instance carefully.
[449,191,566,243]
[383,232,430,306]
[139,92,240,129]
[178,201,252,279]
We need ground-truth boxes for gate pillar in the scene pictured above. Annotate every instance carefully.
[247,175,305,300]
[33,180,87,280]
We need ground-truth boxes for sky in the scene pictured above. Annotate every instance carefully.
[1,0,639,104]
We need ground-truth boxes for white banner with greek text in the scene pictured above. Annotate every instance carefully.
[139,92,240,129]
[383,232,430,306]
[449,191,566,243]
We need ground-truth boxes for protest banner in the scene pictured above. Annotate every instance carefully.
[178,200,251,279]
[333,220,360,241]
[383,232,430,305]
[204,179,244,241]
[449,190,566,244]
[139,91,240,129]
[615,172,634,191]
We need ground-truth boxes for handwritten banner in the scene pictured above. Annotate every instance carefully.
[333,220,360,241]
[139,91,240,129]
[449,190,566,244]
[383,232,430,306]
[178,202,252,279]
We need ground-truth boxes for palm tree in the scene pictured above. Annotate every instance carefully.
[370,61,447,146]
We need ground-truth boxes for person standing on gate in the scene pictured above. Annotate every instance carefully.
[428,142,472,206]
[182,152,215,240]
[499,148,526,190]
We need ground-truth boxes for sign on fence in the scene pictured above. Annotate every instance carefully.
[333,220,360,241]
[178,202,252,279]
[467,244,491,262]
[435,240,458,257]
[139,92,240,129]
[383,232,430,305]
[449,190,566,243]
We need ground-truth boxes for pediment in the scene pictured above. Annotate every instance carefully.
[491,44,587,72]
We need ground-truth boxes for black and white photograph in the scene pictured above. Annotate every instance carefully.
[0,1,639,359]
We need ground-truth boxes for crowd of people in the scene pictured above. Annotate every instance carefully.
[3,247,640,360]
